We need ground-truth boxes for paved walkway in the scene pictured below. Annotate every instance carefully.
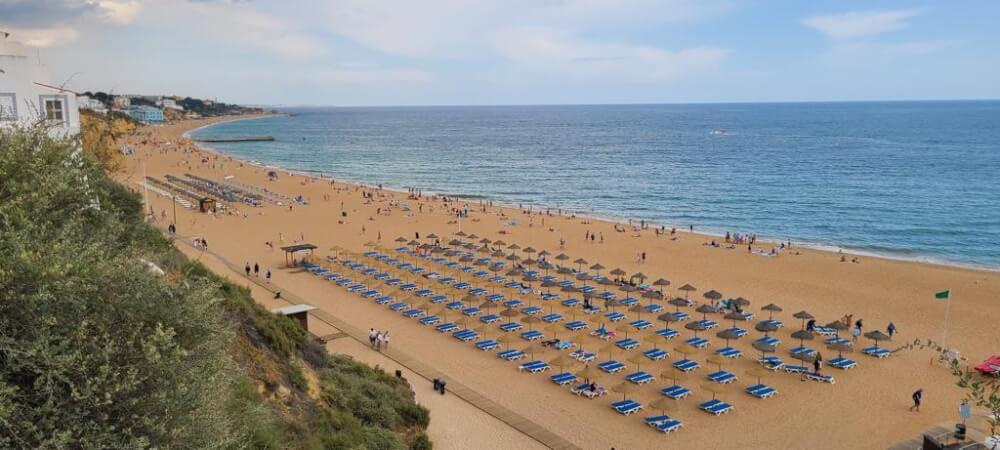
[174,236,580,450]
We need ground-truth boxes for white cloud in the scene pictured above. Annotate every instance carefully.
[4,26,80,47]
[490,27,728,82]
[803,9,922,40]
[98,1,141,25]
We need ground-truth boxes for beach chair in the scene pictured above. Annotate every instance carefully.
[684,337,710,349]
[825,336,851,346]
[375,295,393,305]
[335,278,353,286]
[473,270,489,278]
[649,417,683,434]
[582,306,602,315]
[789,346,817,358]
[828,356,857,369]
[611,399,643,416]
[323,273,341,281]
[553,340,575,350]
[862,346,891,358]
[626,371,656,385]
[550,372,578,386]
[644,304,664,314]
[598,291,615,300]
[698,399,733,415]
[783,365,809,374]
[475,339,499,351]
[438,277,456,285]
[469,288,487,296]
[755,336,781,347]
[580,286,597,294]
[499,322,523,332]
[461,307,481,317]
[605,312,626,322]
[518,360,551,374]
[542,313,564,323]
[374,272,390,280]
[479,314,500,324]
[724,327,749,338]
[403,309,425,318]
[660,385,691,400]
[812,325,837,336]
[561,298,580,308]
[521,306,543,315]
[630,320,654,330]
[570,349,597,363]
[707,370,737,384]
[746,384,778,399]
[598,360,626,374]
[673,359,700,372]
[453,282,471,290]
[716,347,743,359]
[399,283,418,291]
[389,302,409,312]
[386,278,403,286]
[453,330,479,342]
[759,356,784,371]
[503,299,524,309]
[419,315,441,326]
[435,323,458,333]
[446,301,465,310]
[415,289,434,297]
[670,311,690,321]
[498,349,526,361]
[521,330,544,341]
[619,297,639,307]
[656,328,680,339]
[644,348,669,361]
[362,290,380,299]
[485,293,504,302]
[616,338,640,350]
[565,321,588,331]
[541,293,559,301]
[696,319,719,329]
[804,372,835,384]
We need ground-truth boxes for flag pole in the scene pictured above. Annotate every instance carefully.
[942,291,953,350]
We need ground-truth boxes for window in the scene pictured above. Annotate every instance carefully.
[45,98,64,122]
[0,94,15,121]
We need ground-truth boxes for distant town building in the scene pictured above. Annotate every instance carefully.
[0,33,81,137]
[112,95,130,110]
[127,105,164,124]
[78,95,108,114]
[160,98,183,111]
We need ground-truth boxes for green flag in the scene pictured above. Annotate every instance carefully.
[934,290,951,300]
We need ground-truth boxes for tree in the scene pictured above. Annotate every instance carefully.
[952,361,1000,447]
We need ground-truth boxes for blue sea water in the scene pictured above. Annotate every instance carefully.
[190,102,1000,269]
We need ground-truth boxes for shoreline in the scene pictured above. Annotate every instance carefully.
[188,115,998,274]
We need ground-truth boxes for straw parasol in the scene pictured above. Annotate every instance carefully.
[731,297,751,308]
[395,237,408,243]
[685,321,709,339]
[576,366,601,381]
[609,268,627,279]
[599,342,619,359]
[761,303,783,319]
[668,297,692,311]
[611,381,638,401]
[627,353,648,372]
[706,355,728,371]
[660,369,688,386]
[550,355,576,371]
[826,320,850,337]
[555,253,570,261]
[643,332,665,349]
[544,323,563,338]
[643,290,665,301]
[827,341,854,358]
[455,231,467,237]
[674,344,699,357]
[792,310,815,329]
[791,329,815,348]
[522,246,536,254]
[703,290,723,301]
[724,310,750,328]
[755,321,779,335]
[589,263,606,274]
[752,340,777,358]
[493,239,506,247]
[520,314,541,330]
[701,382,728,400]
[657,312,681,326]
[500,308,521,319]
[678,284,697,299]
[496,334,515,349]
[614,323,633,339]
[522,343,544,359]
[716,328,743,348]
[746,367,772,385]
[864,330,892,348]
[695,304,716,319]
[649,397,680,414]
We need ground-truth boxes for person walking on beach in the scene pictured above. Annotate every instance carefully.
[641,252,646,264]
[266,269,271,284]
[855,318,864,335]
[910,388,923,412]
[887,322,897,337]
[253,263,259,277]
[369,328,377,348]
[383,331,390,349]
[245,263,251,277]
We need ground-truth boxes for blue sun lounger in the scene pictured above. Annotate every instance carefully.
[553,340,575,350]
[403,309,424,318]
[505,281,522,289]
[453,282,471,290]
[438,277,456,285]
[519,360,550,373]
[605,312,626,322]
[386,278,402,286]
[646,415,683,434]
[598,360,626,373]
[755,336,781,347]
[812,325,837,336]
[619,297,639,307]
[551,372,578,386]
[828,356,857,369]
[446,301,464,310]
[561,298,580,308]
[541,292,559,301]
[389,302,409,312]
[716,347,743,359]
[673,359,700,372]
[783,364,809,374]
[598,291,616,300]
[419,315,441,326]
[644,304,664,314]
[469,288,487,296]
[542,313,564,323]
[569,349,596,362]
[399,283,418,291]
[825,336,850,346]
[656,328,680,339]
[521,330,544,341]
[644,348,669,361]
[453,330,479,342]
[521,306,542,315]
[724,327,748,338]
[479,314,500,324]
[862,346,891,358]
[707,370,737,384]
[347,284,367,293]
[503,299,524,309]
[580,286,597,294]
[565,321,588,331]
[375,295,393,305]
[804,372,836,384]
[790,346,817,357]
[335,278,353,286]
[626,371,656,384]
[491,320,518,332]
[660,385,691,400]
[630,320,653,330]
[374,272,390,280]
[430,294,448,303]
[462,307,481,317]
[616,338,640,350]
[498,349,526,361]
[362,268,377,276]
[699,399,733,415]
[323,273,341,281]
[362,290,380,299]
[436,323,458,333]
[684,337,710,348]
[473,270,489,278]
[611,399,643,415]
[485,293,505,302]
[475,339,499,351]
[670,311,689,321]
[696,319,719,329]
[746,384,778,399]
[759,356,784,370]
[415,289,434,297]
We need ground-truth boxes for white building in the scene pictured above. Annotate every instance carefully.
[0,33,80,137]
[112,95,131,110]
[78,95,108,114]
[160,98,183,111]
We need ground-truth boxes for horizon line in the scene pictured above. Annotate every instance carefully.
[251,97,1000,109]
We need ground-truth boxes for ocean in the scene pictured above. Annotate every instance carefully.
[189,102,1000,269]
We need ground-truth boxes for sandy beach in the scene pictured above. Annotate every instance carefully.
[116,116,1000,449]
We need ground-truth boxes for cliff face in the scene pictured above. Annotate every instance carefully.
[0,124,431,450]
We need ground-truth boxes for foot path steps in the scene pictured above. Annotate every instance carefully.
[176,237,580,450]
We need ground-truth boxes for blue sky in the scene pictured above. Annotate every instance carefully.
[2,0,998,106]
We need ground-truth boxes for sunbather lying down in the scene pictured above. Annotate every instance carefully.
[542,338,561,347]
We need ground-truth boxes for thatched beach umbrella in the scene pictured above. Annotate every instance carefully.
[703,290,722,301]
[627,353,648,372]
[746,367,772,385]
[522,246,536,255]
[653,278,671,294]
[522,343,543,359]
[467,234,479,240]
[791,329,815,348]
[455,231,467,238]
[555,253,570,262]
[521,314,541,330]
[761,303,783,319]
[668,297,692,312]
[643,290,664,301]
[609,268,627,281]
[731,297,751,308]
[631,272,647,284]
[544,322,563,339]
[660,369,688,386]
[614,323,633,339]
[695,304,716,320]
[395,237,408,243]
[827,341,854,359]
[701,382,728,400]
[649,397,680,414]
[716,328,743,348]
[706,355,727,371]
[792,310,815,330]
[674,343,699,357]
[755,321,779,335]
[864,330,891,349]
[574,258,588,271]
[612,381,638,401]
[550,355,575,371]
[599,342,619,361]
[643,332,665,350]
[752,340,777,358]
[826,320,850,338]
[500,308,521,319]
[576,366,601,382]
[496,333,515,350]
[724,311,749,328]
[678,284,697,299]
[589,263,605,275]
[537,250,551,258]
[657,312,681,326]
